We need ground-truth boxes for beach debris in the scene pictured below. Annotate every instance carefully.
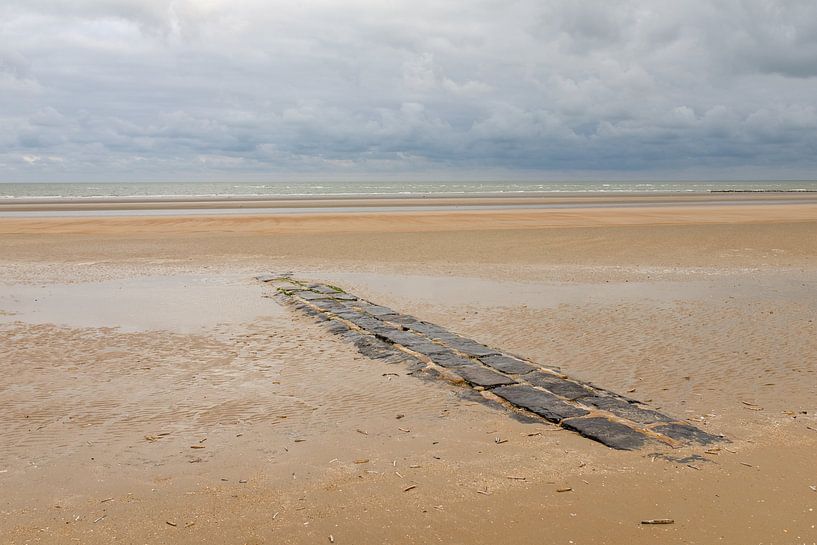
[398,427,411,433]
[100,498,114,503]
[395,471,404,478]
[494,437,508,444]
[739,462,754,468]
[403,485,417,492]
[556,487,573,493]
[144,435,159,442]
[356,429,368,436]
[641,519,674,525]
[396,414,405,419]
[506,475,526,481]
[294,438,306,442]
[239,479,248,484]
[93,515,106,524]
[272,512,279,520]
[808,485,816,492]
[189,457,203,463]
[329,535,335,543]
[190,445,205,449]
[354,459,369,464]
[185,522,196,528]
[476,488,491,496]
[166,521,177,527]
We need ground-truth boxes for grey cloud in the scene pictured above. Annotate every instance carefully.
[1,0,817,181]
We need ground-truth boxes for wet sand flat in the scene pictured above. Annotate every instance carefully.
[1,196,816,544]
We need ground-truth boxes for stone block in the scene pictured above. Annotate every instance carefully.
[652,423,723,445]
[523,371,595,400]
[443,338,500,357]
[453,367,516,388]
[492,385,588,423]
[578,396,673,425]
[560,416,648,450]
[430,350,475,368]
[480,354,538,375]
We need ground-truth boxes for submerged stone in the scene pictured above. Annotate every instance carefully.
[347,315,386,331]
[453,366,516,388]
[492,385,588,423]
[308,283,341,294]
[353,335,405,361]
[578,395,674,425]
[373,328,424,347]
[354,302,398,316]
[294,290,333,301]
[404,322,452,338]
[479,354,538,375]
[652,423,723,445]
[402,341,450,357]
[561,416,648,450]
[324,320,350,335]
[523,371,596,400]
[443,338,500,357]
[429,350,475,368]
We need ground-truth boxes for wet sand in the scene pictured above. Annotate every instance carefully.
[1,195,816,544]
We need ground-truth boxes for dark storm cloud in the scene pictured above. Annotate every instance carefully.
[1,0,817,181]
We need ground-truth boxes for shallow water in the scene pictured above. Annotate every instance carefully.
[0,273,281,332]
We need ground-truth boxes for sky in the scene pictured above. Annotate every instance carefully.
[2,0,817,182]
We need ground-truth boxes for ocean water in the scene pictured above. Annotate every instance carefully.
[1,180,816,200]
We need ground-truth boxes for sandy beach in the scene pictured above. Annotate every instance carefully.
[1,194,816,544]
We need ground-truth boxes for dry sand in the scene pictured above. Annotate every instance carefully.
[1,195,816,544]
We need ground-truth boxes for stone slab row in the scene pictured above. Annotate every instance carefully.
[260,275,724,451]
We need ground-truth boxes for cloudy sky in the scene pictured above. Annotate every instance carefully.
[2,0,817,182]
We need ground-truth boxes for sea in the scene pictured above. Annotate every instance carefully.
[1,180,816,200]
